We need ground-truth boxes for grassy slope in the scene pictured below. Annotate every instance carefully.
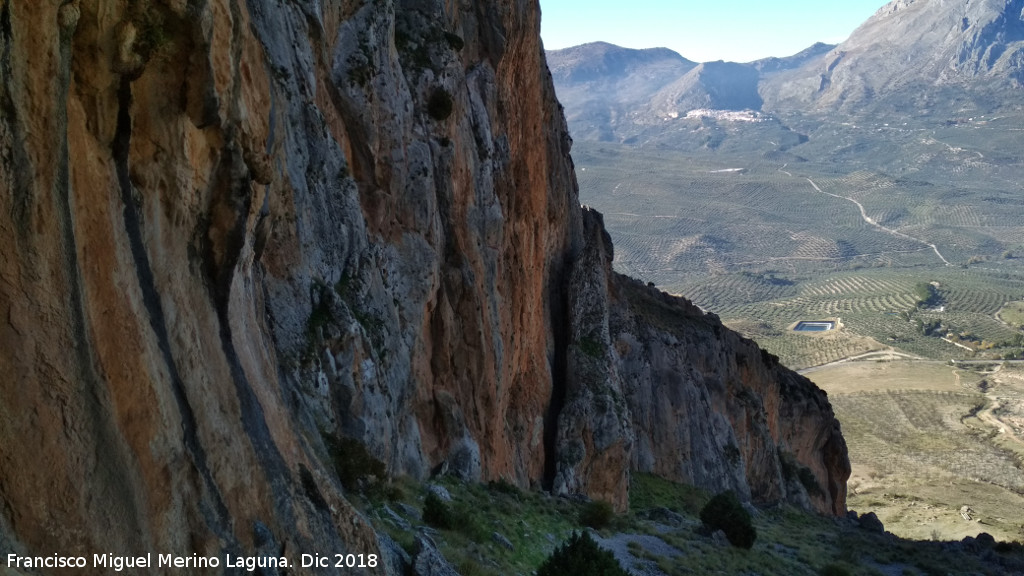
[355,473,1024,576]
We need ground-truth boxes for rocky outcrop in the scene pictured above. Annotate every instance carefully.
[551,207,634,508]
[0,0,847,571]
[558,210,850,515]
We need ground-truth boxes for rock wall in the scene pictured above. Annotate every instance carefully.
[0,0,847,572]
[555,210,849,515]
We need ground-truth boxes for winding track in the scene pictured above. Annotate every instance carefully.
[802,176,952,266]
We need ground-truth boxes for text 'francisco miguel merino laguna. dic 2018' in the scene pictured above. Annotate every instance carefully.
[4,552,346,572]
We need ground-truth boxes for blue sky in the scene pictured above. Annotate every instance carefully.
[539,0,889,62]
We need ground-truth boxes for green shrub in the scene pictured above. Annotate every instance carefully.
[580,500,615,529]
[366,479,405,503]
[798,466,824,497]
[427,88,453,120]
[488,477,521,497]
[780,450,823,497]
[324,434,386,493]
[913,282,939,307]
[577,335,604,359]
[699,491,757,549]
[820,563,854,576]
[537,532,629,576]
[423,491,456,529]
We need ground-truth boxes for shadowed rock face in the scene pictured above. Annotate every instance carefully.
[0,0,847,567]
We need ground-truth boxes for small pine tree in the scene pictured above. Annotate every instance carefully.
[537,532,628,576]
[700,490,757,549]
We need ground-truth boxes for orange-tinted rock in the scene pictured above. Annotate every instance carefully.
[554,209,849,514]
[0,0,847,570]
[605,257,850,515]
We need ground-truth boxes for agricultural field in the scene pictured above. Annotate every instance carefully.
[575,136,1024,370]
[574,123,1024,545]
[998,301,1024,328]
[812,360,1024,542]
[573,117,1024,544]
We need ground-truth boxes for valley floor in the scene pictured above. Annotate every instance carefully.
[809,359,1024,543]
[571,123,1024,552]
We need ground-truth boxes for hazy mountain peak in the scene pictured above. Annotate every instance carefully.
[652,61,763,113]
[752,42,836,73]
[763,0,1024,113]
[546,42,695,83]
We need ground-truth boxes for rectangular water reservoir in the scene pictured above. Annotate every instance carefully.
[794,321,835,332]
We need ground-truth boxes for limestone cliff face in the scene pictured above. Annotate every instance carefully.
[0,0,847,571]
[610,275,850,515]
[557,210,849,516]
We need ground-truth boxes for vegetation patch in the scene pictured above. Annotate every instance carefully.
[349,470,1024,576]
[323,433,387,493]
[579,500,615,529]
[537,532,628,576]
[630,472,709,515]
[423,491,456,530]
[700,490,757,549]
[779,450,824,497]
[577,335,605,359]
[913,281,941,307]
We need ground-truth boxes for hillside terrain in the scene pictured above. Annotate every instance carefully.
[550,0,1024,548]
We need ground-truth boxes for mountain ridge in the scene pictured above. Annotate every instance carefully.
[549,0,1024,143]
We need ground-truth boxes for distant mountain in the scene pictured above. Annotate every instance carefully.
[650,61,763,115]
[751,42,836,74]
[549,0,1024,144]
[761,0,1024,114]
[547,42,815,145]
[546,41,696,84]
[546,42,697,140]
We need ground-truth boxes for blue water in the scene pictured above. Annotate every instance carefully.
[794,321,835,332]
